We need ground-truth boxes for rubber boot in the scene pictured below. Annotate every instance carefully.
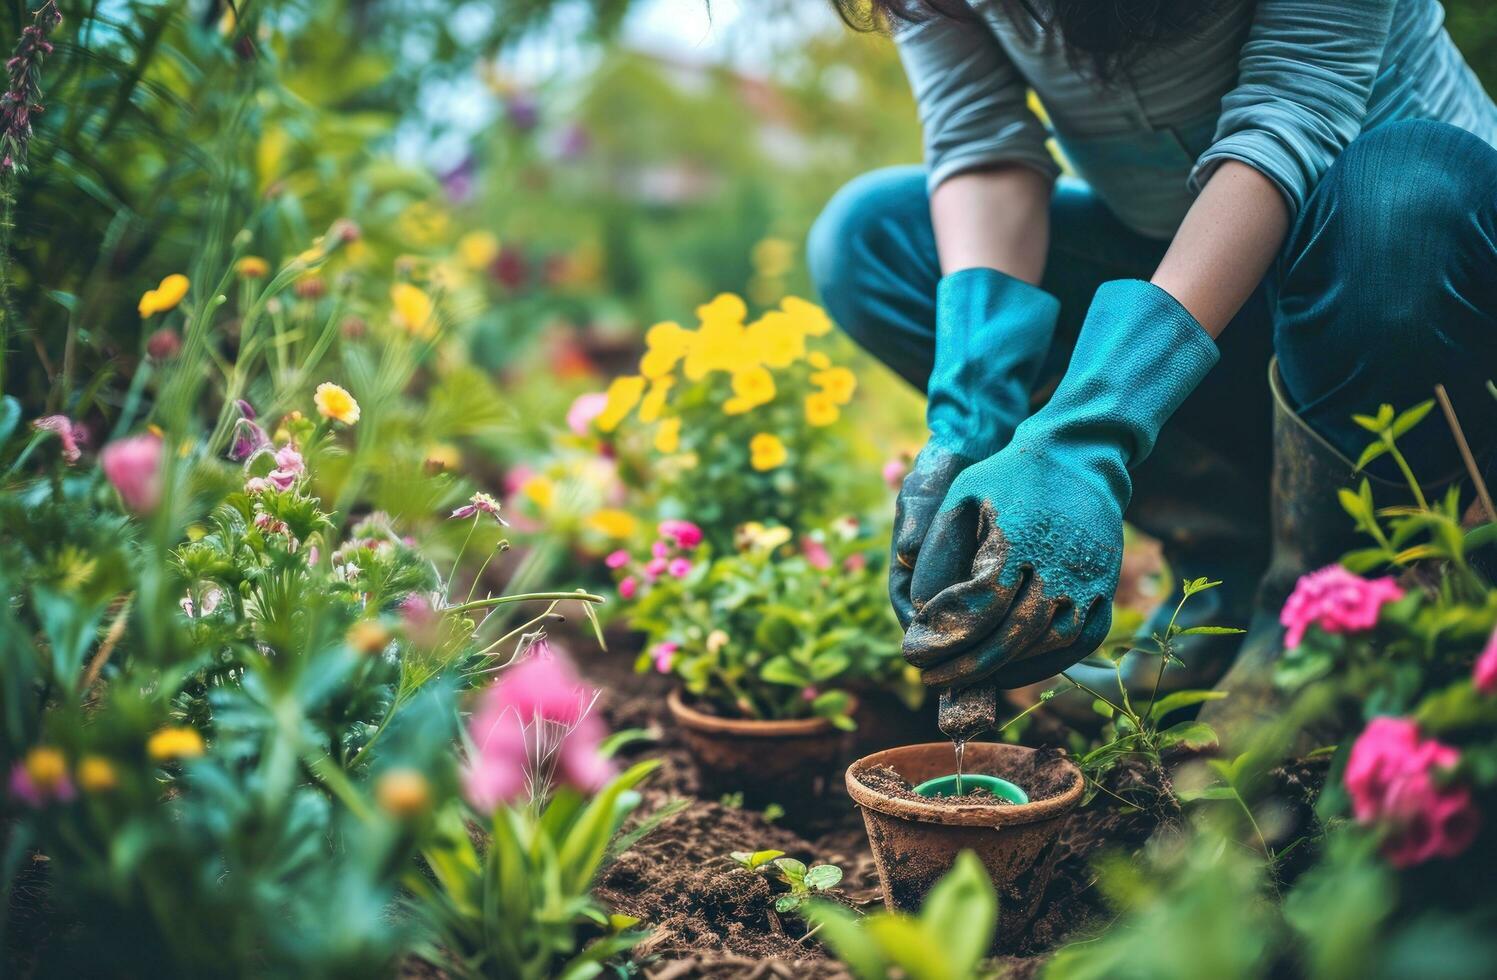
[1050,407,1271,723]
[1199,360,1404,743]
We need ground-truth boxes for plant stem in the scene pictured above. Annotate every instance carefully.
[446,591,604,616]
[1386,440,1428,511]
[1061,671,1131,723]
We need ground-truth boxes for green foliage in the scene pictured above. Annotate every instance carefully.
[809,851,998,980]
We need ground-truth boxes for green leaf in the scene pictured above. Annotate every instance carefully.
[753,611,799,653]
[804,864,843,891]
[1176,626,1246,636]
[1340,547,1393,573]
[774,894,803,914]
[1390,400,1435,439]
[920,852,997,974]
[1158,720,1219,754]
[808,650,852,681]
[1464,522,1497,553]
[1147,689,1228,721]
[1354,441,1389,472]
[1181,577,1221,597]
[807,901,889,979]
[759,655,810,688]
[1339,487,1372,523]
[730,848,785,870]
[1177,785,1239,802]
[773,857,807,883]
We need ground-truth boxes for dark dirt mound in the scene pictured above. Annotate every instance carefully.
[854,763,1009,805]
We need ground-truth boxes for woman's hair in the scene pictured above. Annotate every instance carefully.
[832,0,1231,81]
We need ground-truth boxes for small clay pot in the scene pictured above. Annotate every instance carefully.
[846,741,1084,950]
[667,688,857,817]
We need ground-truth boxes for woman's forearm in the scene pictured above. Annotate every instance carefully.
[1151,160,1290,336]
[930,165,1053,283]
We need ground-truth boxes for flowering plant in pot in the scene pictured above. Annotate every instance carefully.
[607,514,907,811]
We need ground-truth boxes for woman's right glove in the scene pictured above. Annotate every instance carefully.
[890,268,1060,628]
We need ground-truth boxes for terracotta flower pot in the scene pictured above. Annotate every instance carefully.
[667,688,857,818]
[846,741,1084,950]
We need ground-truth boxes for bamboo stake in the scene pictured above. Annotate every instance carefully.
[1433,384,1495,524]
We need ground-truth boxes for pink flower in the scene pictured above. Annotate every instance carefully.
[450,491,509,524]
[400,593,442,646]
[618,576,638,600]
[801,686,819,702]
[667,557,692,578]
[8,749,75,808]
[802,537,832,570]
[882,458,907,490]
[264,443,304,491]
[1475,625,1497,695]
[1345,717,1480,868]
[658,519,703,550]
[32,415,83,464]
[228,401,269,462]
[100,434,164,513]
[566,392,609,436]
[604,549,630,569]
[843,553,868,573]
[1280,564,1405,650]
[652,540,670,559]
[462,648,614,811]
[644,556,667,580]
[651,642,678,674]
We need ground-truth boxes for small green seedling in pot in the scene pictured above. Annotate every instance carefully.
[729,848,786,871]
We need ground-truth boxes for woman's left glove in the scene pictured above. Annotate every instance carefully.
[902,280,1219,688]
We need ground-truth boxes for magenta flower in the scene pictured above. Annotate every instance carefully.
[658,519,703,550]
[618,576,638,600]
[1280,564,1405,650]
[667,557,692,579]
[802,537,832,571]
[1471,623,1497,695]
[1345,717,1480,868]
[651,540,670,560]
[462,648,614,811]
[644,556,667,580]
[651,642,678,674]
[262,443,304,491]
[228,400,269,462]
[100,434,164,513]
[604,549,630,569]
[8,748,75,808]
[801,686,820,702]
[882,458,907,490]
[32,415,82,464]
[450,491,509,525]
[843,553,868,573]
[566,392,609,436]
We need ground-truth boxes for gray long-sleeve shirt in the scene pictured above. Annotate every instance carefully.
[898,0,1497,238]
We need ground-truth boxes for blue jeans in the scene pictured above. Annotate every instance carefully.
[809,120,1497,496]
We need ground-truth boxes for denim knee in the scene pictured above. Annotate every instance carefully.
[806,165,933,352]
[1275,119,1497,474]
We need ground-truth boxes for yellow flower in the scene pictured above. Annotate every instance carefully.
[752,237,795,278]
[391,283,436,338]
[314,382,361,425]
[640,321,692,379]
[138,274,190,318]
[585,508,638,539]
[749,432,787,471]
[737,521,792,552]
[425,443,461,472]
[811,366,858,405]
[654,417,682,453]
[457,230,500,270]
[347,620,392,655]
[707,629,729,654]
[148,726,205,761]
[745,310,805,369]
[805,391,840,427]
[77,756,118,793]
[730,366,776,409]
[24,747,67,790]
[376,768,432,817]
[683,294,750,380]
[780,296,832,337]
[808,351,831,370]
[235,256,270,279]
[521,474,556,511]
[397,201,451,246]
[638,377,675,424]
[595,375,647,432]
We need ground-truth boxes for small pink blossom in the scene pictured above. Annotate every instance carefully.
[100,434,163,514]
[618,576,638,600]
[667,557,692,578]
[265,443,304,491]
[1475,625,1497,695]
[882,458,907,490]
[566,391,609,436]
[462,648,613,811]
[450,491,509,524]
[604,549,630,569]
[802,537,832,570]
[843,553,868,573]
[644,556,667,580]
[8,751,75,808]
[651,642,679,674]
[658,519,703,550]
[1345,717,1480,868]
[651,540,670,559]
[32,415,82,464]
[1280,564,1405,650]
[801,686,819,702]
[245,477,272,494]
[400,593,442,646]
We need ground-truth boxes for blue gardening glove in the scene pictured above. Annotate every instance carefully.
[890,268,1060,629]
[903,280,1219,689]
